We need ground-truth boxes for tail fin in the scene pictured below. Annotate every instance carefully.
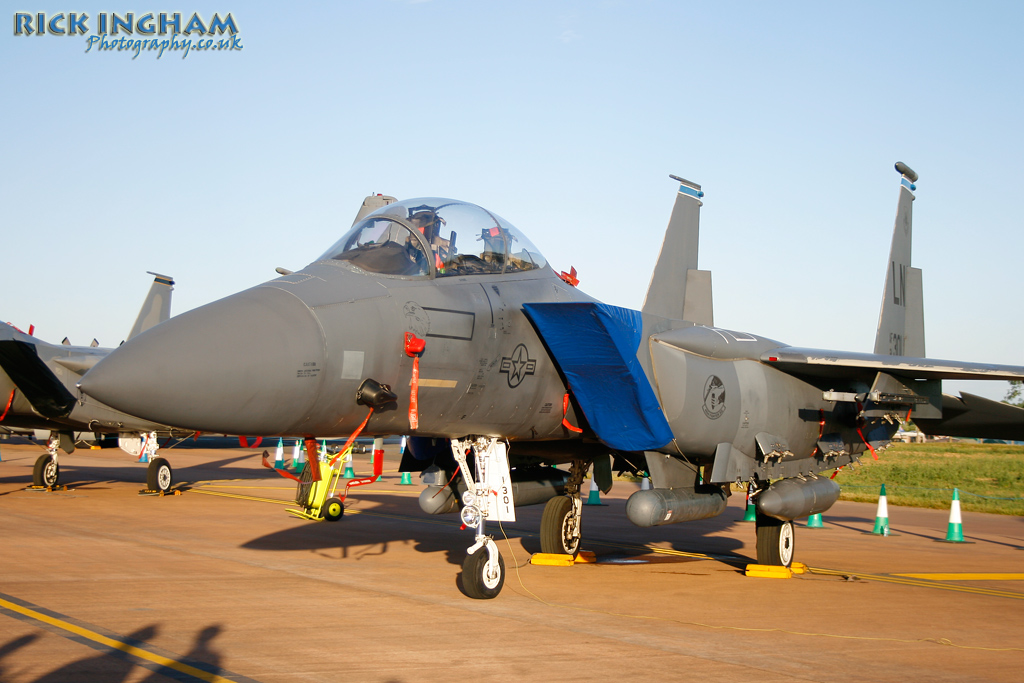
[642,175,713,325]
[127,272,174,341]
[873,162,925,357]
[351,194,397,226]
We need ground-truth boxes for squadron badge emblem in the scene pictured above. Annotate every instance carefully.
[702,375,726,420]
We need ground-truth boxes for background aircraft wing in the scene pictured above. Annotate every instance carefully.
[762,347,1024,382]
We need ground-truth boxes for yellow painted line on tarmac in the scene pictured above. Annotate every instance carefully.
[194,484,421,497]
[174,489,1024,601]
[0,596,237,683]
[893,573,1024,581]
[809,568,1024,600]
[195,485,294,490]
[189,489,293,506]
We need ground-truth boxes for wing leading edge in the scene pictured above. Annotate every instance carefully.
[762,347,1024,382]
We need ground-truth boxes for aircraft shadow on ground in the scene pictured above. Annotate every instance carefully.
[240,491,750,569]
[0,451,277,490]
[0,623,230,683]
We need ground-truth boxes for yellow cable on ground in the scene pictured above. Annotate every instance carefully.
[495,525,1022,652]
[188,483,1024,648]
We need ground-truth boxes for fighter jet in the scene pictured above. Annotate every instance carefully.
[0,273,187,491]
[79,166,1024,599]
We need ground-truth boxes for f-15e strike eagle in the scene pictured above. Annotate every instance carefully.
[1,273,186,491]
[80,164,1024,599]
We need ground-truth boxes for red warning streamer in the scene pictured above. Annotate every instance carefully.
[562,392,583,433]
[405,332,426,431]
[0,389,15,422]
[328,408,375,468]
[262,451,302,482]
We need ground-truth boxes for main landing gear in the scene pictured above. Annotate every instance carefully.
[540,459,586,555]
[755,512,795,567]
[139,433,173,494]
[146,457,174,494]
[31,434,62,488]
[451,437,515,599]
[750,480,794,567]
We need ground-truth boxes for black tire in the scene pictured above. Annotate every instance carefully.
[323,497,344,522]
[147,457,173,492]
[540,495,580,555]
[462,547,505,599]
[33,454,59,488]
[756,514,795,567]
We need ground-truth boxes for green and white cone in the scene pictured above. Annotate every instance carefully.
[945,488,965,542]
[343,450,356,478]
[274,438,284,465]
[584,476,602,505]
[742,491,757,522]
[806,513,824,528]
[291,439,301,467]
[399,471,413,485]
[871,484,890,535]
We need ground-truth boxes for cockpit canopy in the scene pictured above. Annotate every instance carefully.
[317,198,548,278]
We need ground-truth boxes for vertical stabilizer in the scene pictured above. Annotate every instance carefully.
[352,194,397,226]
[642,176,713,325]
[127,272,174,340]
[874,163,924,356]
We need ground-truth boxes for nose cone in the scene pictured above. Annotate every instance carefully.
[80,285,325,435]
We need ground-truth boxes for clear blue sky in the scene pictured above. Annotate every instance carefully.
[2,1,1021,402]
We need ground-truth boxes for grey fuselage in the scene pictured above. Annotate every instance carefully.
[81,260,597,444]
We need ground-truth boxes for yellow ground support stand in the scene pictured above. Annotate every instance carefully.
[287,459,344,521]
[285,444,384,522]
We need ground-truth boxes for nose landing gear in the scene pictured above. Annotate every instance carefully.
[450,437,515,599]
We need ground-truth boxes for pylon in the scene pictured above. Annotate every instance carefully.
[640,476,652,490]
[943,488,966,542]
[343,450,356,478]
[274,438,284,465]
[806,513,824,528]
[742,491,757,522]
[584,477,601,505]
[320,439,328,462]
[871,484,890,535]
[291,439,300,467]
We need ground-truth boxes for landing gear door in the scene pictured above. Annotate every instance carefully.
[484,442,516,522]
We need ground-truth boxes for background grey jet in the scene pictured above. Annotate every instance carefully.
[1,273,186,491]
[80,166,1024,599]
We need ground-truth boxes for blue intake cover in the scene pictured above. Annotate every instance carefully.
[523,302,673,452]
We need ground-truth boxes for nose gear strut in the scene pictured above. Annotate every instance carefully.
[450,437,515,599]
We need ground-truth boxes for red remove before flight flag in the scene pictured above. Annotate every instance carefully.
[405,332,426,430]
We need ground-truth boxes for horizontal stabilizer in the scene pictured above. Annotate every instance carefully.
[763,347,1024,382]
[523,302,674,452]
